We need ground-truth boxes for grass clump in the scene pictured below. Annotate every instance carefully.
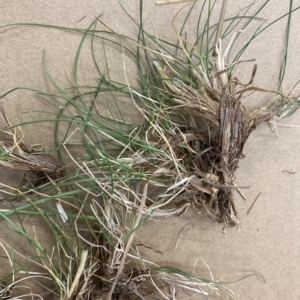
[43,0,298,227]
[0,0,299,299]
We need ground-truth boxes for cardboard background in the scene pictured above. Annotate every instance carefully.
[0,1,300,299]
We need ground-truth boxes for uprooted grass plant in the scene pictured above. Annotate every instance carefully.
[0,0,299,298]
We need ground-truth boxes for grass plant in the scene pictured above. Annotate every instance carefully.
[0,0,299,299]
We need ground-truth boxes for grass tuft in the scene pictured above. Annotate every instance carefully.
[0,0,298,298]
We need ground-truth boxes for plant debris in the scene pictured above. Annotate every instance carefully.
[0,130,65,186]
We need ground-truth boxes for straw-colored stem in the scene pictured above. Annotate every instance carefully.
[67,250,88,299]
[213,0,228,57]
[107,181,148,300]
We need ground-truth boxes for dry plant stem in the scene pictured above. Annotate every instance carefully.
[0,131,65,180]
[177,78,276,225]
[218,90,250,223]
[107,181,148,300]
[67,250,88,299]
[213,0,228,57]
